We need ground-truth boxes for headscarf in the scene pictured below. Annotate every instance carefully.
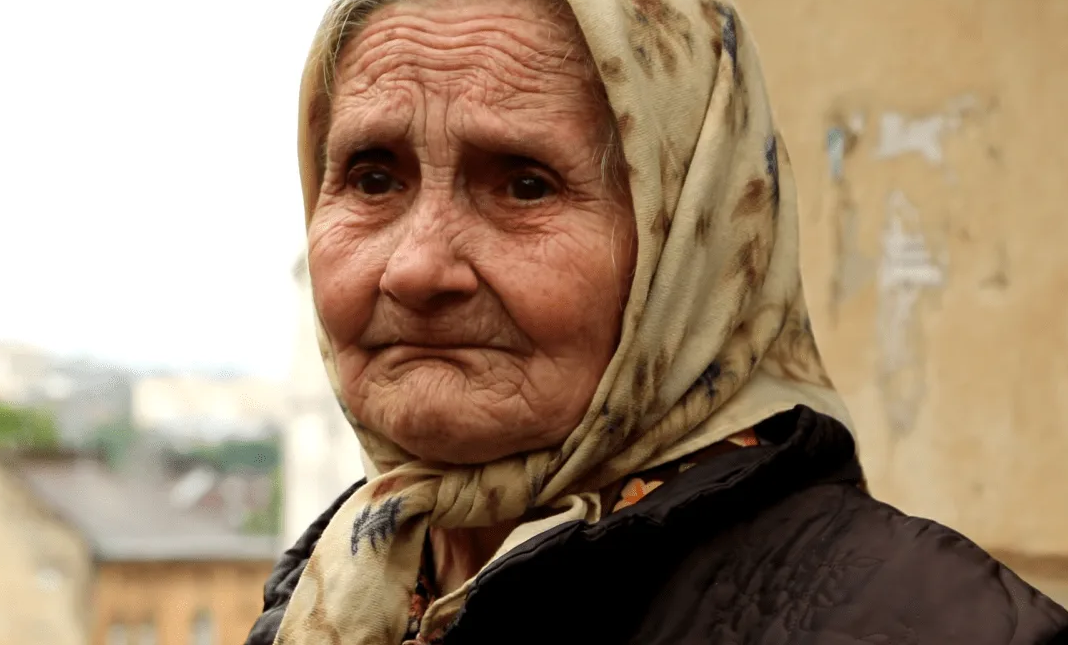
[277,0,853,642]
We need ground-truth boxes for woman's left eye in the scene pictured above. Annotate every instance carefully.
[507,175,555,202]
[349,169,402,195]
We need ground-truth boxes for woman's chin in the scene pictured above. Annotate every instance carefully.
[343,356,589,464]
[387,422,535,465]
[355,388,563,465]
[399,433,519,465]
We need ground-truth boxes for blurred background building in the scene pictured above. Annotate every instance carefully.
[0,344,133,446]
[0,0,1066,643]
[2,449,275,645]
[0,345,286,645]
[131,374,287,445]
[0,256,363,644]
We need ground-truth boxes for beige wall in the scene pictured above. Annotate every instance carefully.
[735,0,1068,556]
[994,552,1068,607]
[91,560,274,645]
[0,467,92,645]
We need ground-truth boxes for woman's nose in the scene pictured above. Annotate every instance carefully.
[380,218,479,311]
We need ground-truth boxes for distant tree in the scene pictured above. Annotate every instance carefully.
[242,466,283,535]
[89,421,138,469]
[188,438,280,474]
[0,403,60,450]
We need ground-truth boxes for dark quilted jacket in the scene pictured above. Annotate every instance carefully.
[246,407,1068,644]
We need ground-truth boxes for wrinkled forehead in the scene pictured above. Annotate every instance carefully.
[328,7,598,148]
[332,3,591,103]
[332,0,591,90]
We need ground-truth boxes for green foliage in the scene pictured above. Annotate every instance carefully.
[187,438,280,474]
[242,466,283,535]
[0,403,60,450]
[89,421,138,469]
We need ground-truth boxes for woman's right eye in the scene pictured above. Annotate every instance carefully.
[348,168,401,196]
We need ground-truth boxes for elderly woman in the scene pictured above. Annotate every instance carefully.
[247,0,1068,643]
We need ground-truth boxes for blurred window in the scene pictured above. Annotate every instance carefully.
[191,609,214,645]
[138,620,157,645]
[106,623,128,645]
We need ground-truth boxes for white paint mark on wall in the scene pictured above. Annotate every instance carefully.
[879,193,946,292]
[876,113,952,164]
[847,112,866,134]
[825,113,872,314]
[877,190,946,436]
[827,127,847,179]
[875,94,981,165]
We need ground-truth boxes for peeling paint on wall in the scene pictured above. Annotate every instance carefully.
[823,95,990,433]
[877,190,947,437]
[830,195,873,312]
[827,126,848,179]
[876,113,952,164]
[875,94,983,165]
[827,114,874,319]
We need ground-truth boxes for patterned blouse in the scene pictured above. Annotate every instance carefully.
[401,429,763,644]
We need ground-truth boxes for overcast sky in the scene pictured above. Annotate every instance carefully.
[0,0,332,377]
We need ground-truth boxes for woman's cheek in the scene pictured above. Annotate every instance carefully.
[492,226,624,349]
[308,220,388,347]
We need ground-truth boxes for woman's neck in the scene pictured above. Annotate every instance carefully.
[428,522,518,595]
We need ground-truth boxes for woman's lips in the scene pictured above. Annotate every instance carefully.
[357,298,536,356]
[372,343,513,364]
[367,340,513,352]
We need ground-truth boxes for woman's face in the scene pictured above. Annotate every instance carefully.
[308,0,637,464]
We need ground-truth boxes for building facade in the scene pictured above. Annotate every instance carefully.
[0,451,277,645]
[91,559,273,645]
[0,459,92,645]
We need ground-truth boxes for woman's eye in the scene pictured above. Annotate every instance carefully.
[350,169,400,195]
[508,175,555,202]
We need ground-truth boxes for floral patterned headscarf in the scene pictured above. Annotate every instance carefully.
[276,0,853,642]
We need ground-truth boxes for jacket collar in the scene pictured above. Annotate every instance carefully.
[446,405,863,643]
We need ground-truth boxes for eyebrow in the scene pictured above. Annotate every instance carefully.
[324,105,412,166]
[451,107,588,172]
[462,127,568,168]
[346,148,397,169]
